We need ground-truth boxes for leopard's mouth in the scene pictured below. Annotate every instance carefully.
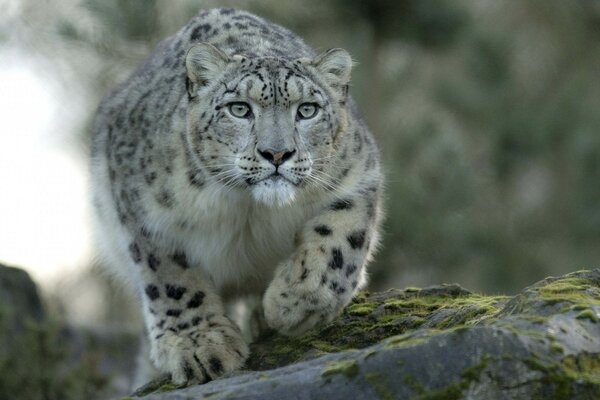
[246,173,298,187]
[248,175,298,207]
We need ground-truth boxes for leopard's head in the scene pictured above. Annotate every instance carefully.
[184,43,352,207]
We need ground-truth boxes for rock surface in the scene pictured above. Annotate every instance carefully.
[133,269,600,400]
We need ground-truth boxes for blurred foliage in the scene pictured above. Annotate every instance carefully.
[4,0,600,294]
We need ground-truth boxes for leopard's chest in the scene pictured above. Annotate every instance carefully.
[151,186,317,295]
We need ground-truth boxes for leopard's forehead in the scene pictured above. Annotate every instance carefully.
[221,57,325,106]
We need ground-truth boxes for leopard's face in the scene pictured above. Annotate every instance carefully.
[185,45,351,207]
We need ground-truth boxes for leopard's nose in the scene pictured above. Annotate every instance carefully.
[258,148,296,166]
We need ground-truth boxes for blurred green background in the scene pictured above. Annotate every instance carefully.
[2,0,600,309]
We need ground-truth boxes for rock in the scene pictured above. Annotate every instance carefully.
[0,263,139,400]
[133,269,600,400]
[0,263,44,327]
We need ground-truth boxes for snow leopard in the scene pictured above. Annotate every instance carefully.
[90,8,383,385]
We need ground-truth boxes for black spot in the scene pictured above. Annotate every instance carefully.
[329,280,346,294]
[141,226,152,238]
[191,316,202,326]
[165,284,187,300]
[280,292,288,298]
[209,357,223,374]
[321,273,328,285]
[347,230,366,249]
[166,309,182,317]
[145,171,157,185]
[300,267,309,281]
[177,322,190,330]
[330,199,354,211]
[352,280,358,289]
[145,284,160,300]
[187,291,205,308]
[346,264,358,277]
[156,190,175,208]
[147,253,160,271]
[129,242,142,263]
[314,225,332,236]
[188,170,205,188]
[340,167,351,178]
[157,319,166,329]
[194,354,212,382]
[220,8,235,15]
[171,251,190,269]
[366,200,376,220]
[328,248,344,270]
[183,361,195,380]
[190,23,212,41]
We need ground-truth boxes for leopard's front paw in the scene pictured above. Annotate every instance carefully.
[263,274,339,336]
[150,315,248,385]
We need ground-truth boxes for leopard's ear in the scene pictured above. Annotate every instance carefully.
[185,43,229,97]
[312,48,353,99]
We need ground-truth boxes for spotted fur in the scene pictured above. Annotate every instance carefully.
[91,8,383,386]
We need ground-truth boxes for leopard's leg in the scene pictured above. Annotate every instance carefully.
[263,187,381,336]
[131,241,248,385]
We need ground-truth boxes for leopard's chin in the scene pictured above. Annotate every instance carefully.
[250,175,297,207]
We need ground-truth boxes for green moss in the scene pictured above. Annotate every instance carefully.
[521,315,548,324]
[131,374,175,397]
[203,390,225,399]
[536,276,600,307]
[539,278,590,293]
[385,333,431,349]
[412,357,491,400]
[550,342,564,354]
[416,384,462,400]
[495,321,553,341]
[561,353,600,383]
[157,383,179,392]
[346,303,376,316]
[523,351,600,398]
[364,372,395,400]
[571,304,589,311]
[575,309,599,323]
[321,359,359,380]
[461,356,490,382]
[403,374,425,395]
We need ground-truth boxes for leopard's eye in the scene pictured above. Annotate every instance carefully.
[228,102,252,118]
[297,103,319,120]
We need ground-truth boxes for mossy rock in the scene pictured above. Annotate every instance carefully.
[247,284,508,370]
[136,269,600,399]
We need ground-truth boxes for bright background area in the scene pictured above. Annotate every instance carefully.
[1,0,600,326]
[0,49,91,287]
